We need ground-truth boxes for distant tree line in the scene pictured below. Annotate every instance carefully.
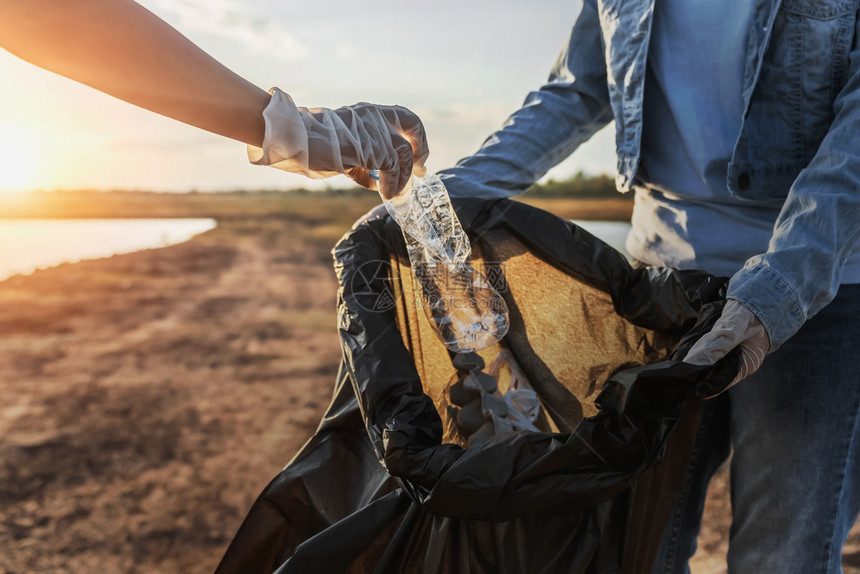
[290,170,625,199]
[194,170,623,199]
[5,171,623,200]
[527,171,627,199]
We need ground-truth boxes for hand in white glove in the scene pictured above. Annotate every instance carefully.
[683,299,772,388]
[248,88,429,199]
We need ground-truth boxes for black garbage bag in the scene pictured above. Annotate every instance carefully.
[216,197,740,574]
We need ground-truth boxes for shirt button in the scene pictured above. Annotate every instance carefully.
[738,172,750,191]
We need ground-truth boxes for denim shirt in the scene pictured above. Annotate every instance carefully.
[439,0,860,348]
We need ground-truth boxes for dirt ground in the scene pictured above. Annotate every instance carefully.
[0,205,362,573]
[0,196,857,573]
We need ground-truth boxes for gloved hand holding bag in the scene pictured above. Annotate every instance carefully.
[683,298,772,388]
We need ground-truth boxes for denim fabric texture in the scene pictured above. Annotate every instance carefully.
[439,0,860,348]
[650,284,860,574]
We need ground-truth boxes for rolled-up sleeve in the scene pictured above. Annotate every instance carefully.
[727,13,860,348]
[439,0,613,199]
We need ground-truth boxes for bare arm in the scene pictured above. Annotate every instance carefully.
[0,0,270,146]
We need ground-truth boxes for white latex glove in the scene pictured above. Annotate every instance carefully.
[248,88,429,199]
[683,299,772,387]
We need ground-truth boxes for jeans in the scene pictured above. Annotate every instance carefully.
[651,283,860,573]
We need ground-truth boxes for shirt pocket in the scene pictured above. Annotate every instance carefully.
[736,0,858,200]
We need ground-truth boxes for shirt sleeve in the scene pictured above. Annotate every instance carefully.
[439,0,613,199]
[727,13,860,349]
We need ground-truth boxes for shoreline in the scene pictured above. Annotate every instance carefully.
[0,218,217,283]
[0,213,346,573]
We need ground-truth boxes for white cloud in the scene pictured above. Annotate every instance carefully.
[140,0,306,61]
[334,45,354,59]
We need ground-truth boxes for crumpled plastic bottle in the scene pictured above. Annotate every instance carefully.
[377,173,509,353]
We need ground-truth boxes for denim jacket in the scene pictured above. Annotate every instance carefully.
[439,0,860,347]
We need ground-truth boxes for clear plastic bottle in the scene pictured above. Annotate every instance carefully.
[377,173,509,353]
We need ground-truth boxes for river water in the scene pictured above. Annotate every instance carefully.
[0,218,217,281]
[573,220,632,258]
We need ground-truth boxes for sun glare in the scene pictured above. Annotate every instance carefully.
[0,127,39,192]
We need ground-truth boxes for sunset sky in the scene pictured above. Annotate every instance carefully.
[0,0,616,193]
